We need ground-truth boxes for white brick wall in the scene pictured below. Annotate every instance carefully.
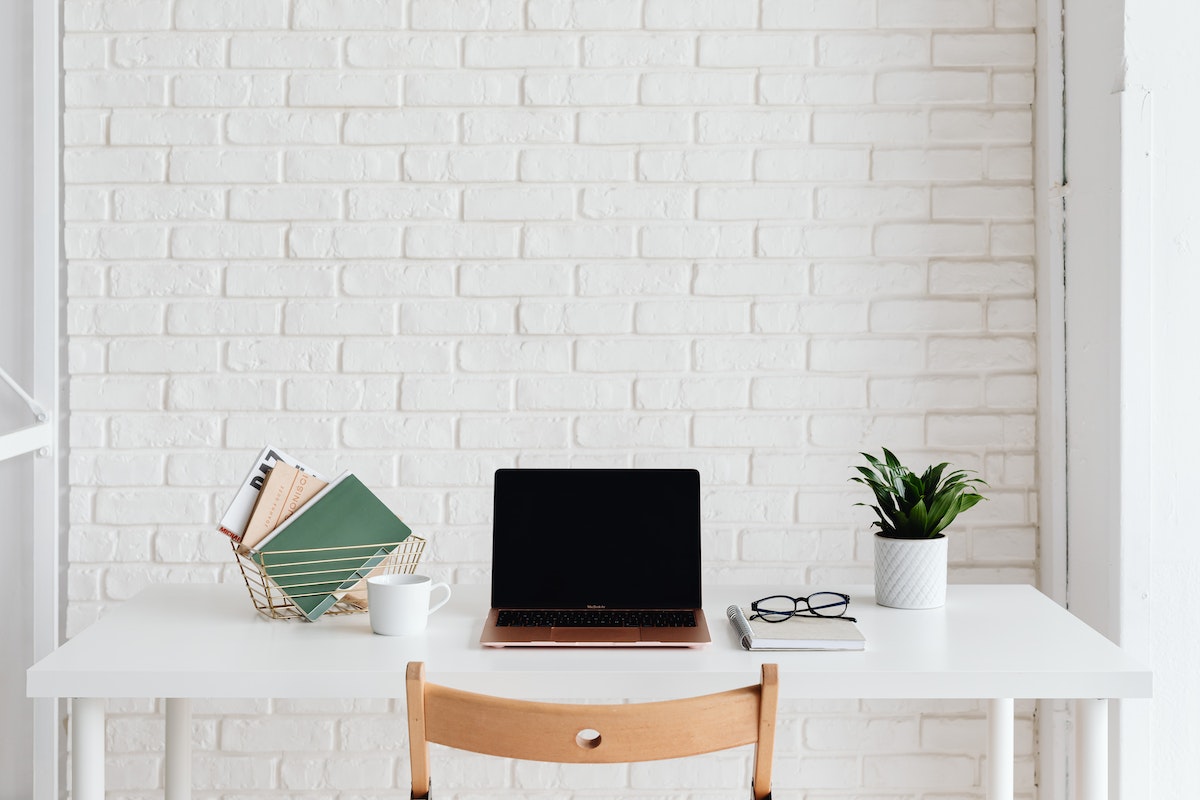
[64,0,1038,796]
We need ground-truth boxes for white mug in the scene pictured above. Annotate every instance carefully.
[367,574,451,636]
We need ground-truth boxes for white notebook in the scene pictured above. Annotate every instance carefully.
[726,605,866,651]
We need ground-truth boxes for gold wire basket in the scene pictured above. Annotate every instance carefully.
[233,535,426,621]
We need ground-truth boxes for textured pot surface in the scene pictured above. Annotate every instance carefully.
[874,534,948,609]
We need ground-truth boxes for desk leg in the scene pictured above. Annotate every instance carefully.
[987,698,1014,800]
[71,698,104,800]
[1075,699,1108,800]
[165,698,192,800]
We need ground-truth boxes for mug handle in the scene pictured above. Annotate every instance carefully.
[427,582,451,616]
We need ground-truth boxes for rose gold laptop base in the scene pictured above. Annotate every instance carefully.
[480,608,711,648]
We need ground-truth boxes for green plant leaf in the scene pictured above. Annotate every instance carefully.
[851,467,889,494]
[909,499,929,536]
[861,452,886,473]
[930,491,986,535]
[956,493,985,513]
[921,463,948,504]
[926,485,963,525]
[899,471,923,503]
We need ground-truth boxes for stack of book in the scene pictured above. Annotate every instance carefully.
[218,446,414,621]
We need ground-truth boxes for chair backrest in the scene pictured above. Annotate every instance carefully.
[406,661,778,800]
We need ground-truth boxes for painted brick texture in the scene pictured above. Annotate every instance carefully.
[64,0,1038,797]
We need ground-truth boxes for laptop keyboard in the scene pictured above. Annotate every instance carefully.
[496,610,697,628]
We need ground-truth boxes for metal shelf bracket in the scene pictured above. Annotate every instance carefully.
[0,365,52,462]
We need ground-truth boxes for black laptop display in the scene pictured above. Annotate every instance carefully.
[480,468,712,647]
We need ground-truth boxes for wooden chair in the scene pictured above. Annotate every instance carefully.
[406,661,779,800]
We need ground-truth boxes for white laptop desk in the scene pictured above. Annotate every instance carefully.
[28,583,1149,800]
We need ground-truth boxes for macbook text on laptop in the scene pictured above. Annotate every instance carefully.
[479,468,712,647]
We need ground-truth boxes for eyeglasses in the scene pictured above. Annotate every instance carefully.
[749,592,855,623]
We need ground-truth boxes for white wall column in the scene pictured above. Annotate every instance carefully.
[32,0,63,793]
[0,0,59,796]
[1061,0,1154,795]
[1126,0,1200,796]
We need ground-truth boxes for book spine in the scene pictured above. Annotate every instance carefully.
[726,604,754,650]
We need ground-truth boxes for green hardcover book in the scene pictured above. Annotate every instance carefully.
[249,472,412,621]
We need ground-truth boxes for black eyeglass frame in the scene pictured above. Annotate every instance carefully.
[749,592,856,623]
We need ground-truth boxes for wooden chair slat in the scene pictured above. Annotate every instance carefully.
[406,661,778,798]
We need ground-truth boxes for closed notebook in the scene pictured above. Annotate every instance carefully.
[727,605,866,651]
[249,473,411,621]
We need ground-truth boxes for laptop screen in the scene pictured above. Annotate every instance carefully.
[490,468,702,610]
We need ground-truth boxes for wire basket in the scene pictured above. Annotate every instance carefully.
[233,535,426,621]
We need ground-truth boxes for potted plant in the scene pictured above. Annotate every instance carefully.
[851,449,987,609]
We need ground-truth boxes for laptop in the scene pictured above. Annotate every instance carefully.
[480,468,712,647]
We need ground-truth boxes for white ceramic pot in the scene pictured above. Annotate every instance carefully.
[874,533,947,609]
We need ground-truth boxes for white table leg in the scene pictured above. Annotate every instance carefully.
[988,698,1015,800]
[165,698,192,800]
[1075,699,1108,800]
[71,698,104,800]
